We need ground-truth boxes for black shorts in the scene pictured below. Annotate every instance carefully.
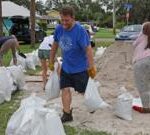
[60,68,89,93]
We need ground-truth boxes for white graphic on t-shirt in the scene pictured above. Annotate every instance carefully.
[59,35,73,51]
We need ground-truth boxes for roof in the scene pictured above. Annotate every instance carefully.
[2,1,40,17]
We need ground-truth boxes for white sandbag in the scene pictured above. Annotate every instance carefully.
[6,95,66,135]
[25,54,36,70]
[0,67,13,102]
[6,95,46,135]
[32,50,41,66]
[20,93,46,108]
[45,63,60,100]
[6,67,17,92]
[10,53,26,70]
[84,78,109,112]
[44,110,66,135]
[95,47,106,58]
[5,107,27,135]
[7,65,25,90]
[30,109,66,135]
[114,87,133,121]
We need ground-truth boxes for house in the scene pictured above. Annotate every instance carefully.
[46,10,60,28]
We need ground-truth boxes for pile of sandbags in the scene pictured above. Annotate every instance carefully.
[10,49,40,71]
[6,94,66,135]
[0,66,25,104]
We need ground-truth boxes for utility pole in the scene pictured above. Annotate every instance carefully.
[113,0,116,35]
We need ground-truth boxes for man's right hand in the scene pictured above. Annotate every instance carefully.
[49,63,54,71]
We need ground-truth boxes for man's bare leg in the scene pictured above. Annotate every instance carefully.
[61,87,73,122]
[62,87,72,113]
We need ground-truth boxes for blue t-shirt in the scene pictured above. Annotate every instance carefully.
[54,23,90,73]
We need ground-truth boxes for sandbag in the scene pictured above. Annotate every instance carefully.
[84,78,109,112]
[32,50,41,66]
[10,53,26,70]
[95,47,106,58]
[0,67,14,102]
[25,54,36,70]
[6,94,66,135]
[114,87,133,121]
[45,63,60,100]
[7,65,25,90]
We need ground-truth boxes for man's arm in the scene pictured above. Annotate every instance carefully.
[86,45,94,68]
[86,45,96,78]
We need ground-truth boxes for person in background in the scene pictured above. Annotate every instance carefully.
[86,29,95,48]
[132,22,150,113]
[49,5,96,122]
[38,34,54,89]
[0,35,19,66]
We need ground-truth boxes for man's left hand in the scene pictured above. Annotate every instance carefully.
[88,65,97,78]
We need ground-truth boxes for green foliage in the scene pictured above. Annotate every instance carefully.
[116,21,126,29]
[38,21,47,31]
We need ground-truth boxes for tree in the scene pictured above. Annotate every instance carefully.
[0,0,2,36]
[36,0,46,15]
[45,0,63,10]
[30,0,36,47]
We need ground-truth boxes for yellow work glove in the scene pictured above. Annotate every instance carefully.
[49,63,54,71]
[88,65,97,78]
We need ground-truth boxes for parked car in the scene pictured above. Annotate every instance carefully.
[9,16,46,43]
[115,24,142,40]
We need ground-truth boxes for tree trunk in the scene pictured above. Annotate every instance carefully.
[30,0,35,47]
[0,0,3,36]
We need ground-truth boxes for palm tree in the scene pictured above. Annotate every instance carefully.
[30,0,35,47]
[0,0,3,36]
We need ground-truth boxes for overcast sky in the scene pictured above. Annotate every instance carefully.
[38,0,47,4]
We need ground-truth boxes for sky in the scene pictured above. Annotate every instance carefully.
[38,0,47,4]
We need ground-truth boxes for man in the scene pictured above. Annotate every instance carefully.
[0,35,19,66]
[49,6,96,123]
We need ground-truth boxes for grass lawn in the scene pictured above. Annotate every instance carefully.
[96,41,113,48]
[64,125,110,135]
[94,28,115,38]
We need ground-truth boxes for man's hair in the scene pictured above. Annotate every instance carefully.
[59,5,75,18]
